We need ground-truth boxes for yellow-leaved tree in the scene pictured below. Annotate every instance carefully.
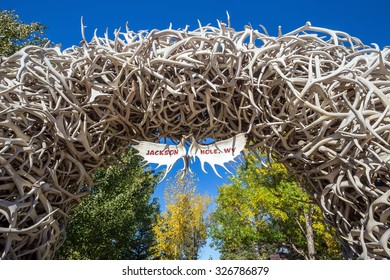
[152,173,211,260]
[209,153,342,260]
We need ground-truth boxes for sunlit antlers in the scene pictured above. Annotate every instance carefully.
[0,20,389,259]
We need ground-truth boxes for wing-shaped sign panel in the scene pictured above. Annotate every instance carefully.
[132,140,186,181]
[188,133,246,177]
[133,134,246,180]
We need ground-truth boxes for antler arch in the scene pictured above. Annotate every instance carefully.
[0,21,389,259]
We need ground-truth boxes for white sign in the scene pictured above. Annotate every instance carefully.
[188,133,246,177]
[132,140,186,181]
[133,133,246,180]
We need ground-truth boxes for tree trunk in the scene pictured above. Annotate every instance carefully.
[304,205,316,260]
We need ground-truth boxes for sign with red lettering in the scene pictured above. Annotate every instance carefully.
[132,140,186,181]
[133,133,246,180]
[188,133,246,177]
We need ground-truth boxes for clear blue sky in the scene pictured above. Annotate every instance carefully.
[2,0,389,49]
[2,0,389,260]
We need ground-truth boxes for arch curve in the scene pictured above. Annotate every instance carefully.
[0,22,390,259]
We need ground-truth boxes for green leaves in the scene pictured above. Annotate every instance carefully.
[55,148,341,260]
[209,153,342,260]
[55,150,160,260]
[0,10,51,57]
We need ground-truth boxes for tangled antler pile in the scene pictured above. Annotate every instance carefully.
[0,20,389,259]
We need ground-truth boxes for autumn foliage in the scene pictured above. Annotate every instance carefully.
[152,173,211,260]
[209,153,342,259]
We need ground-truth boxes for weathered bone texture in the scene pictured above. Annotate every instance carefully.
[0,21,389,259]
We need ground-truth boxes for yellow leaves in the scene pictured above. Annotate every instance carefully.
[312,220,325,232]
[152,173,210,260]
[211,151,342,259]
[153,213,178,259]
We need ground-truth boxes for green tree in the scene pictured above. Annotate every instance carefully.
[0,10,50,57]
[152,173,211,260]
[55,150,160,260]
[209,153,342,260]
